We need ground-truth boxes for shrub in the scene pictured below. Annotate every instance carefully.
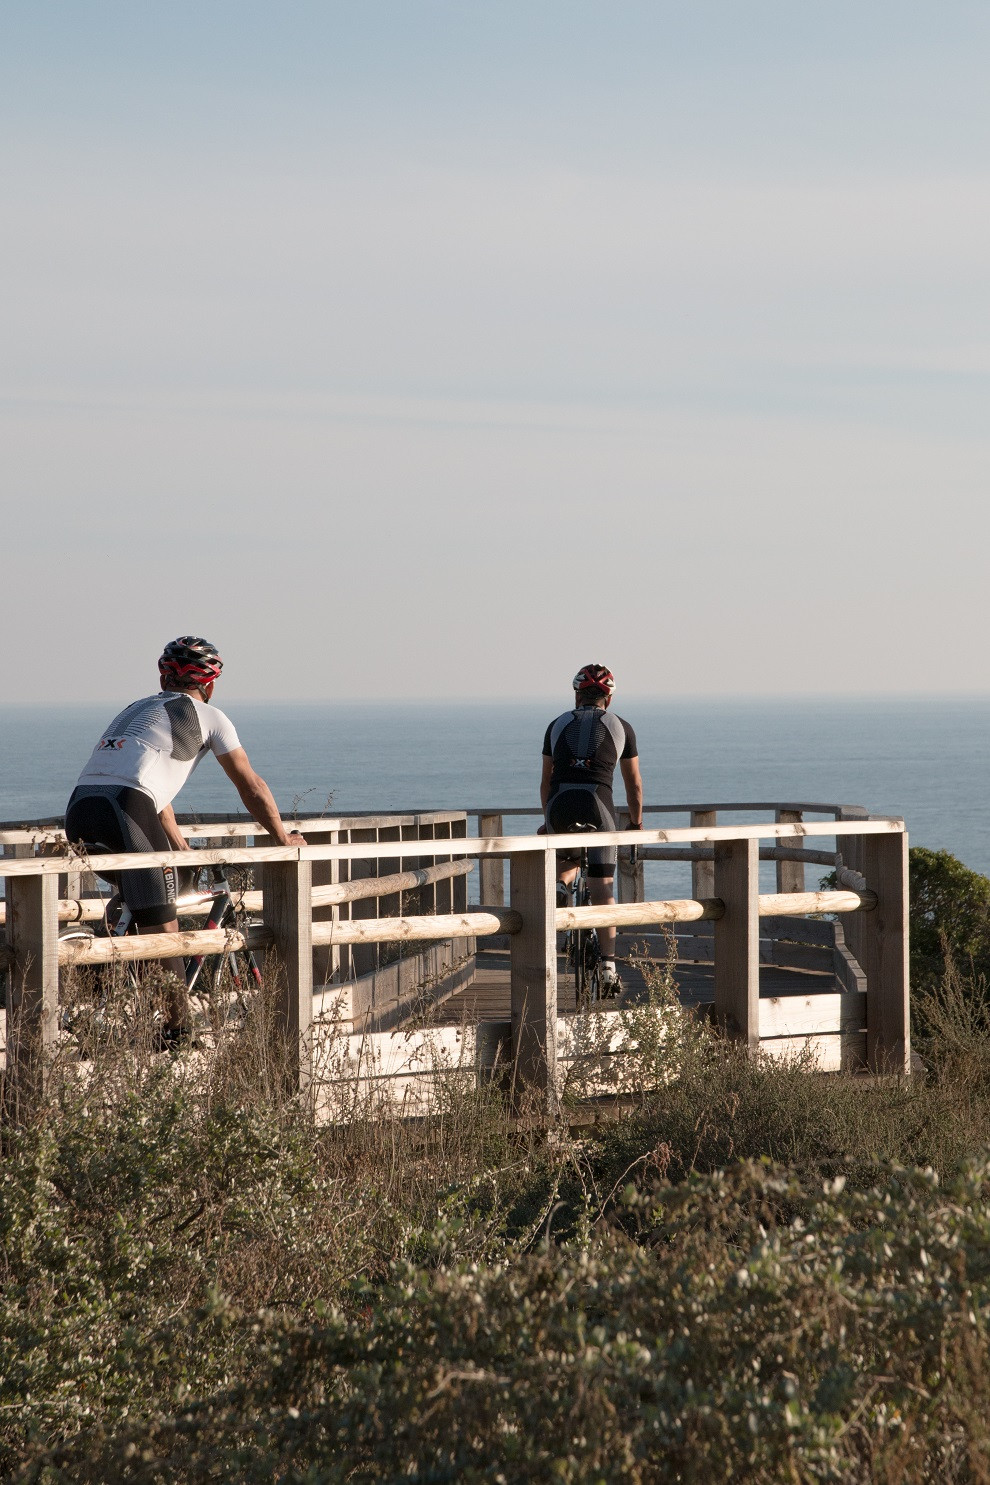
[910,847,990,991]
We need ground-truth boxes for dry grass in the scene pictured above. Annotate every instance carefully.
[6,950,990,1480]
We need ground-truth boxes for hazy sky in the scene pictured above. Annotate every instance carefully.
[3,2,989,703]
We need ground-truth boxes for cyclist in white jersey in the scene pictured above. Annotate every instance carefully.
[65,636,305,1044]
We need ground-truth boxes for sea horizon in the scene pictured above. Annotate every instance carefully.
[4,695,989,886]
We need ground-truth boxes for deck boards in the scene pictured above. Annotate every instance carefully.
[433,932,837,1027]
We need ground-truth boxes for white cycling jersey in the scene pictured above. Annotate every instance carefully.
[74,692,241,813]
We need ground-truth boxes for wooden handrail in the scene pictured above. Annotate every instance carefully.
[32,888,877,968]
[0,858,472,928]
[2,812,910,1108]
[0,817,906,878]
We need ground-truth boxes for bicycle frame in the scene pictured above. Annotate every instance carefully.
[103,864,262,993]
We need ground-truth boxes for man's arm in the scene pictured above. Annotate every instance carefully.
[540,755,554,812]
[619,756,644,828]
[216,748,306,845]
[159,803,193,851]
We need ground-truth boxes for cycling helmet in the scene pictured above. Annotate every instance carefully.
[158,636,224,688]
[572,663,615,697]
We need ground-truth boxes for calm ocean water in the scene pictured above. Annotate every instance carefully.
[2,698,988,890]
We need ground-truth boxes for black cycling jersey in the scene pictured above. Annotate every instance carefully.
[542,706,638,877]
[543,707,637,800]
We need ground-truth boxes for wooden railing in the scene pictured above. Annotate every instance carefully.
[1,810,473,1032]
[1,810,909,1118]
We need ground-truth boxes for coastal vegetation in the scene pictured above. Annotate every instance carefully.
[4,851,990,1480]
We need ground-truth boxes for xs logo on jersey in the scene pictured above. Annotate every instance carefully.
[98,738,126,750]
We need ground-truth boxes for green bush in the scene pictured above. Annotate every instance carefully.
[19,1162,990,1483]
[11,960,990,1479]
[910,847,990,991]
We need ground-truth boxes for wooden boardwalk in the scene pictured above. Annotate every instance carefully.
[433,931,836,1027]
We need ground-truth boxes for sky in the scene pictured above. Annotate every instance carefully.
[2,2,989,704]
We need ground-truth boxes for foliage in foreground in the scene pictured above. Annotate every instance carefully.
[5,965,990,1480]
[909,846,990,992]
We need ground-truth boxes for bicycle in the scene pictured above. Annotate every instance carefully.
[561,844,600,1007]
[59,863,262,1047]
[555,826,611,1008]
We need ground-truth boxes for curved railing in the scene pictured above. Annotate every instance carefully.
[1,805,909,1119]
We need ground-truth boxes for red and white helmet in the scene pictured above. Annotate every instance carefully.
[159,636,223,688]
[572,663,615,697]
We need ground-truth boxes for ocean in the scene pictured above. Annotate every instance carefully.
[2,697,987,892]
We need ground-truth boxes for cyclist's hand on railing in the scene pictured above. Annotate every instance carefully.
[626,821,641,866]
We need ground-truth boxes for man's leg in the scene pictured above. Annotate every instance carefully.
[588,875,617,959]
[138,919,191,1033]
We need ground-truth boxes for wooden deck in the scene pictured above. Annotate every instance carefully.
[433,930,836,1027]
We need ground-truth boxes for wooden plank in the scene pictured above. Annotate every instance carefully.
[759,992,865,1038]
[758,915,838,947]
[834,939,867,996]
[509,849,558,1116]
[775,810,805,894]
[478,813,504,906]
[714,837,759,1047]
[0,816,909,879]
[691,809,716,899]
[4,869,59,1111]
[263,858,314,1096]
[759,1032,867,1073]
[861,830,911,1075]
[763,941,834,974]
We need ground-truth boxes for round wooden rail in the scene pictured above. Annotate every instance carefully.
[44,889,875,967]
[0,858,472,929]
[554,888,875,932]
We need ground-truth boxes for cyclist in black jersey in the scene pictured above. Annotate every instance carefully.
[65,637,306,1045]
[541,664,644,995]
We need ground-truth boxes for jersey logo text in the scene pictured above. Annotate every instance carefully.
[98,738,126,750]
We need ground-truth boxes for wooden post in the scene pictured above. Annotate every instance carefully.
[836,807,868,971]
[509,847,558,1118]
[691,809,717,900]
[4,868,59,1114]
[775,809,805,894]
[307,827,339,987]
[478,812,504,906]
[859,830,910,1074]
[616,809,645,903]
[713,837,759,1048]
[262,858,314,1098]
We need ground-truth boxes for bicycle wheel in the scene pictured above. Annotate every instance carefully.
[585,931,603,1003]
[574,926,588,1006]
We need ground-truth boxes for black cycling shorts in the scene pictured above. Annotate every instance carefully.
[545,785,617,878]
[65,785,177,927]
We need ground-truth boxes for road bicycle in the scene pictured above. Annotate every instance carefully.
[558,829,636,1008]
[557,830,609,1008]
[59,863,262,1046]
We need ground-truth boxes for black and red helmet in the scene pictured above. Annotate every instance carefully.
[572,663,615,697]
[159,636,224,688]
